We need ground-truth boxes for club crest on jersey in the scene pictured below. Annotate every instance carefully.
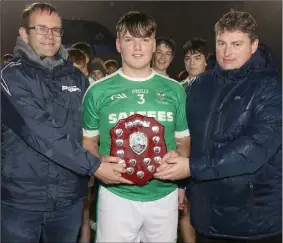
[156,91,168,104]
[156,91,165,100]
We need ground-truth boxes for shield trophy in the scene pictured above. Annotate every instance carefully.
[110,114,167,185]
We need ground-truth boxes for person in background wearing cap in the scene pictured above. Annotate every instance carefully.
[88,57,106,83]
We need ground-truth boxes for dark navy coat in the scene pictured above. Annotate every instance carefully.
[1,41,100,212]
[186,45,282,239]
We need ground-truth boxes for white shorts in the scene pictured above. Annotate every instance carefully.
[95,186,178,243]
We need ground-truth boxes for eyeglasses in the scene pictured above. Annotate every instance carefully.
[27,25,63,37]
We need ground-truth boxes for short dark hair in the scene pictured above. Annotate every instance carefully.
[104,59,119,69]
[183,38,209,57]
[72,42,94,62]
[2,53,14,64]
[156,36,176,56]
[68,48,87,66]
[21,2,59,28]
[116,11,157,38]
[215,9,258,41]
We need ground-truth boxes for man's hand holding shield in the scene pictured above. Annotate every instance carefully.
[154,150,191,181]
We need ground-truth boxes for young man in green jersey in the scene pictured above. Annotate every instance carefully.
[82,11,191,242]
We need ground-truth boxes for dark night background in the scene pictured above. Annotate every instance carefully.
[1,1,282,77]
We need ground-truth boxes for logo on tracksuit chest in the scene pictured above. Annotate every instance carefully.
[61,85,81,92]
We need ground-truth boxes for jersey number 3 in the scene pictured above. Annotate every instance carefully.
[137,94,145,104]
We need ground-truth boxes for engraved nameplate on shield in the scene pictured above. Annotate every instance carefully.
[110,114,167,185]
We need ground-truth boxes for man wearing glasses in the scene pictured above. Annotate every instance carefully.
[1,3,131,242]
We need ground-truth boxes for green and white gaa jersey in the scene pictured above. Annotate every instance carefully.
[82,69,189,201]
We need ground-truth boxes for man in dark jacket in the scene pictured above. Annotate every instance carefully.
[1,3,131,242]
[155,9,282,243]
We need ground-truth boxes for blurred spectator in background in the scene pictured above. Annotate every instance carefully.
[72,41,94,64]
[180,38,209,90]
[68,48,88,76]
[72,42,96,84]
[152,36,175,77]
[88,57,106,82]
[104,59,119,75]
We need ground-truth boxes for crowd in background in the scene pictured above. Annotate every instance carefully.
[1,35,211,85]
